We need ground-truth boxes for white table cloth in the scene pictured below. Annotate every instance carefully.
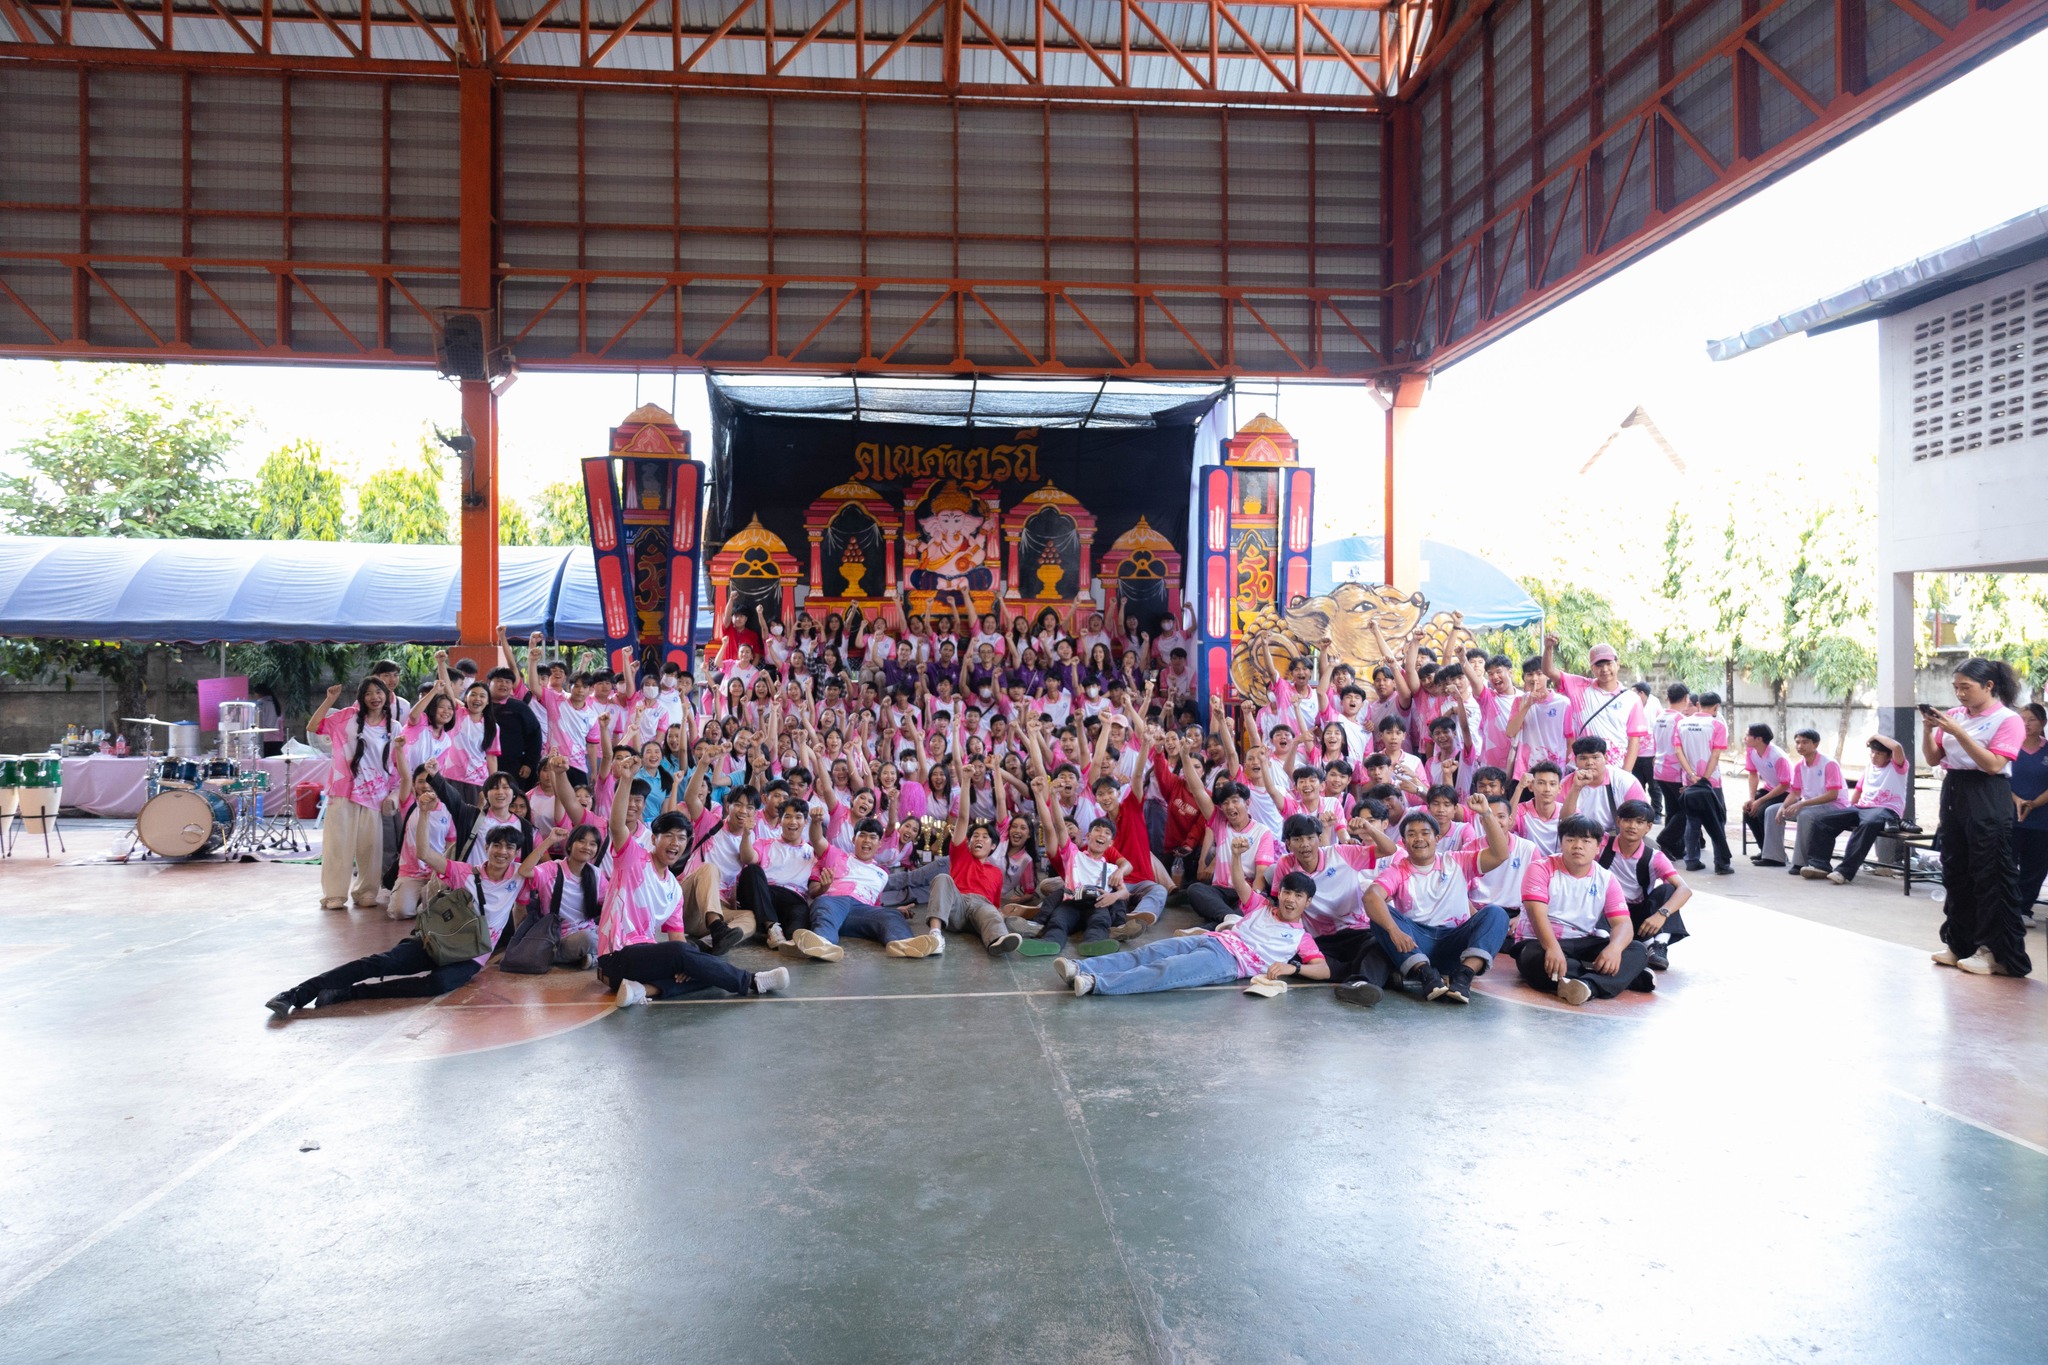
[48,755,333,819]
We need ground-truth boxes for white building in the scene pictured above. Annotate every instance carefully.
[1711,206,2048,789]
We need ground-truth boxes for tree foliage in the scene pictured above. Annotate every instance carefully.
[354,444,450,545]
[529,479,590,546]
[252,438,347,541]
[498,497,538,547]
[0,367,253,538]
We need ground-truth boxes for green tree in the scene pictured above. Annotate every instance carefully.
[1646,503,1720,690]
[0,367,253,538]
[354,444,450,545]
[1809,635,1878,760]
[252,438,347,541]
[499,497,537,547]
[1477,580,1642,671]
[1749,510,1859,738]
[529,479,590,546]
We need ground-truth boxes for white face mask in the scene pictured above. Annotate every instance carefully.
[978,687,993,699]
[660,677,678,692]
[771,625,784,637]
[1086,685,1100,698]
[642,682,659,699]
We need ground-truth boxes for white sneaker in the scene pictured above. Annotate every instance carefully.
[385,905,418,921]
[1956,948,1996,976]
[1053,957,1078,983]
[792,929,844,962]
[765,923,789,950]
[1175,925,1211,937]
[1557,978,1592,1006]
[1931,948,1961,967]
[615,979,649,1008]
[754,966,791,994]
[374,889,392,907]
[1217,913,1242,930]
[1827,871,1846,885]
[1072,973,1095,996]
[928,929,946,955]
[581,950,597,971]
[886,932,942,958]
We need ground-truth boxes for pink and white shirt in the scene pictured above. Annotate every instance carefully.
[1372,848,1486,928]
[1855,756,1910,814]
[816,846,890,904]
[1514,801,1563,855]
[1512,693,1574,772]
[1271,844,1378,936]
[1650,709,1684,783]
[1557,674,1649,758]
[1745,743,1793,793]
[1674,714,1728,787]
[1789,755,1847,808]
[1208,905,1323,978]
[439,857,527,965]
[397,802,454,881]
[1602,842,1678,903]
[1466,832,1538,909]
[527,858,610,936]
[541,687,601,767]
[1473,687,1518,770]
[1563,767,1649,830]
[1206,818,1278,889]
[596,836,687,954]
[441,712,498,786]
[759,835,818,892]
[319,705,397,810]
[1937,704,2024,772]
[1517,856,1628,940]
[401,716,456,776]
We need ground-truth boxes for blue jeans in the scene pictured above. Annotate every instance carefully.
[1084,935,1240,995]
[1373,904,1509,976]
[810,894,914,946]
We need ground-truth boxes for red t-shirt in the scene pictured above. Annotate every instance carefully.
[717,624,762,664]
[947,840,1004,902]
[1110,788,1155,881]
[1152,751,1203,852]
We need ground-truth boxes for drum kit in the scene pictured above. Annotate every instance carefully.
[123,703,311,861]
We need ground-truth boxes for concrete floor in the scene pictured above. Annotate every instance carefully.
[3,820,2046,1364]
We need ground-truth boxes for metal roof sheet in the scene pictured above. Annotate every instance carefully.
[1707,205,2048,360]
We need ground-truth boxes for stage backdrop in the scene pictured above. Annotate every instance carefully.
[708,414,1197,630]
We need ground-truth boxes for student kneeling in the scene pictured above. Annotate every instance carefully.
[1514,814,1649,1006]
[267,813,547,1015]
[1056,870,1330,996]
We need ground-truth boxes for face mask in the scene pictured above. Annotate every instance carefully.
[978,687,993,699]
[1086,685,1100,697]
[642,682,658,699]
[661,677,678,691]
[771,625,784,637]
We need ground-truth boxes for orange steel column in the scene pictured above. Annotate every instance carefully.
[456,62,500,651]
[1381,372,1426,591]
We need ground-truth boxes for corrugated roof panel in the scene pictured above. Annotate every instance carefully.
[774,97,864,234]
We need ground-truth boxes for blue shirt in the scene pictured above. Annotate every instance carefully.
[2010,742,2048,831]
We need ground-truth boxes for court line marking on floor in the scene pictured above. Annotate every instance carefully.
[1885,1085,2048,1158]
[0,1005,430,1310]
[1010,964,1180,1365]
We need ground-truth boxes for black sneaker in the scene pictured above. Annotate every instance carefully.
[1334,979,1383,1008]
[312,988,351,1008]
[1714,865,1735,876]
[265,992,297,1019]
[707,921,747,956]
[1628,968,1657,992]
[1754,858,1786,868]
[1406,964,1449,1001]
[1646,941,1669,971]
[1684,859,1705,872]
[1442,965,1473,1004]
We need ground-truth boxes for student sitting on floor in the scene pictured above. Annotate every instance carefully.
[266,812,550,1016]
[1799,734,1910,885]
[595,799,788,1007]
[1027,802,1133,958]
[1599,799,1691,972]
[792,818,939,962]
[1558,736,1649,836]
[1270,809,1397,1007]
[1513,814,1648,1006]
[916,763,1026,957]
[1184,776,1278,927]
[1360,794,1516,1004]
[524,822,609,970]
[735,800,825,950]
[1057,871,1331,996]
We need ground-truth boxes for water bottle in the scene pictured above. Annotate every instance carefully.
[253,790,265,822]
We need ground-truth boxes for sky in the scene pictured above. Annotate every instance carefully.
[5,28,2048,582]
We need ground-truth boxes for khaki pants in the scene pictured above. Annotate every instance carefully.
[320,798,384,908]
[925,872,1008,946]
[679,864,756,938]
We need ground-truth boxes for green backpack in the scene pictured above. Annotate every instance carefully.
[416,871,495,966]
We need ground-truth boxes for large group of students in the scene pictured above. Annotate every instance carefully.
[264,600,2039,1017]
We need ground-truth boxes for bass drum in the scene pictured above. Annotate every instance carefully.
[137,786,232,859]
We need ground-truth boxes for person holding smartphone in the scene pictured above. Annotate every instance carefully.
[1922,659,2030,977]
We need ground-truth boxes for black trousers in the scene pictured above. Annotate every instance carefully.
[1802,806,1896,880]
[1671,782,1732,869]
[288,936,480,1005]
[597,941,752,997]
[1632,757,1660,820]
[1185,882,1242,927]
[1625,881,1688,943]
[1314,926,1393,987]
[2017,827,2048,914]
[1515,934,1649,999]
[735,865,812,936]
[1654,780,1698,857]
[1938,770,2030,974]
[1036,886,1113,948]
[1744,792,1786,855]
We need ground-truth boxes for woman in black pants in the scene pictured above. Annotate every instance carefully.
[1923,657,2031,977]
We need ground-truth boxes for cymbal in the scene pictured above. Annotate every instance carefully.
[121,717,179,726]
[220,727,269,735]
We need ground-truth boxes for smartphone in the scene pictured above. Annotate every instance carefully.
[1917,703,1940,717]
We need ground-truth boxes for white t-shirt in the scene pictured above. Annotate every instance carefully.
[761,836,818,892]
[442,858,525,965]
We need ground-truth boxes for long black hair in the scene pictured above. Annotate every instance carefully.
[465,680,498,752]
[350,677,391,780]
[1954,656,2021,707]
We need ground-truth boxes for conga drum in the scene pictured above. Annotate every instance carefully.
[0,756,19,823]
[14,754,61,832]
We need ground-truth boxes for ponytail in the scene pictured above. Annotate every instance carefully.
[1955,656,2020,707]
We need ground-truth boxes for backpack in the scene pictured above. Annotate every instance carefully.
[1597,841,1655,907]
[500,860,598,974]
[415,870,495,966]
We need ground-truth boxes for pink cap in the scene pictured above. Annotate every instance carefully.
[1588,644,1618,664]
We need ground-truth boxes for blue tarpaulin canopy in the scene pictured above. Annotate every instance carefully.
[0,536,710,645]
[1310,536,1542,631]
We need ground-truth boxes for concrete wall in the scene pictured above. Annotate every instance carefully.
[0,653,220,754]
